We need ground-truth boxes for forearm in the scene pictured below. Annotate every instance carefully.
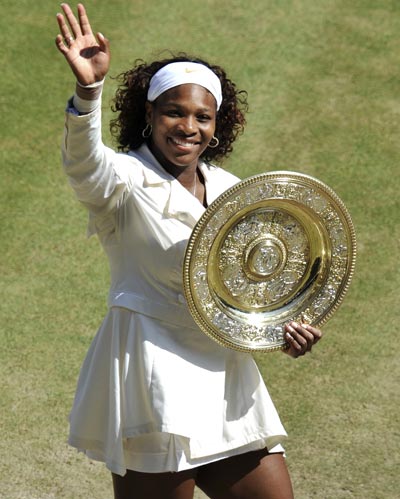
[62,83,125,212]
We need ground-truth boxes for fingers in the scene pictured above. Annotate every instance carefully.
[61,3,83,39]
[76,3,93,36]
[285,323,310,356]
[284,321,322,358]
[55,33,69,55]
[302,324,322,343]
[55,3,93,50]
[97,32,110,56]
[56,11,73,51]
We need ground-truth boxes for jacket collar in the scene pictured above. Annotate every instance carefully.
[129,144,211,228]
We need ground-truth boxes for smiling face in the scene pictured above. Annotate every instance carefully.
[145,83,217,176]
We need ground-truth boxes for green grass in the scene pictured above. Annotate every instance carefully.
[1,1,399,498]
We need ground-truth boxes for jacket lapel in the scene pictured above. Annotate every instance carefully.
[166,180,206,228]
[132,145,206,229]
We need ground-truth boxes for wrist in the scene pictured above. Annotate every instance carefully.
[75,79,104,100]
[73,79,104,114]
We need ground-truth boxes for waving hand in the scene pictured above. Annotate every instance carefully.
[55,3,110,85]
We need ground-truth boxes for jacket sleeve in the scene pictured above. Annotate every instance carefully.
[62,99,131,217]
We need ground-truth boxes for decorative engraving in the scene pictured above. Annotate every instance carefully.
[248,239,283,276]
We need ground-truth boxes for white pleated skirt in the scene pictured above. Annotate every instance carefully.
[68,307,287,476]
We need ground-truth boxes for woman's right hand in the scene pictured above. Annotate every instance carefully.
[55,3,110,86]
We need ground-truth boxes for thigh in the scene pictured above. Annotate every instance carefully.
[196,449,294,499]
[112,468,197,499]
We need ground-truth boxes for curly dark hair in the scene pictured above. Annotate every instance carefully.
[110,53,248,163]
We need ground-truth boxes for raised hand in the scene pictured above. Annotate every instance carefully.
[284,321,322,358]
[55,3,110,85]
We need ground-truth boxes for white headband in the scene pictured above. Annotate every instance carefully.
[147,62,223,110]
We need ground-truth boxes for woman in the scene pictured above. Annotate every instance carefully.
[55,4,322,499]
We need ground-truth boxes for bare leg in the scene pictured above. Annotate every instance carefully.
[112,468,197,499]
[196,449,294,499]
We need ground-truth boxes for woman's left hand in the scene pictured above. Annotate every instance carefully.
[283,321,322,358]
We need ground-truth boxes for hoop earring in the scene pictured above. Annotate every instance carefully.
[208,136,219,148]
[142,124,152,139]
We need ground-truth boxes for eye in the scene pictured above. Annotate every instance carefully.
[197,114,212,122]
[165,110,181,117]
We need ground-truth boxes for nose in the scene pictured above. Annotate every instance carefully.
[177,115,196,135]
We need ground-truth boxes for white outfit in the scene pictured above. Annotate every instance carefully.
[63,97,287,477]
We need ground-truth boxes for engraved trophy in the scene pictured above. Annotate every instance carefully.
[183,172,356,352]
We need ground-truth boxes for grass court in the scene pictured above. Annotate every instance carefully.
[1,1,398,497]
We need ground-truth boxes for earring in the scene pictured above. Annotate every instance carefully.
[208,136,219,148]
[142,124,152,139]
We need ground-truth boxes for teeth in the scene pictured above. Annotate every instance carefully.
[171,138,197,148]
